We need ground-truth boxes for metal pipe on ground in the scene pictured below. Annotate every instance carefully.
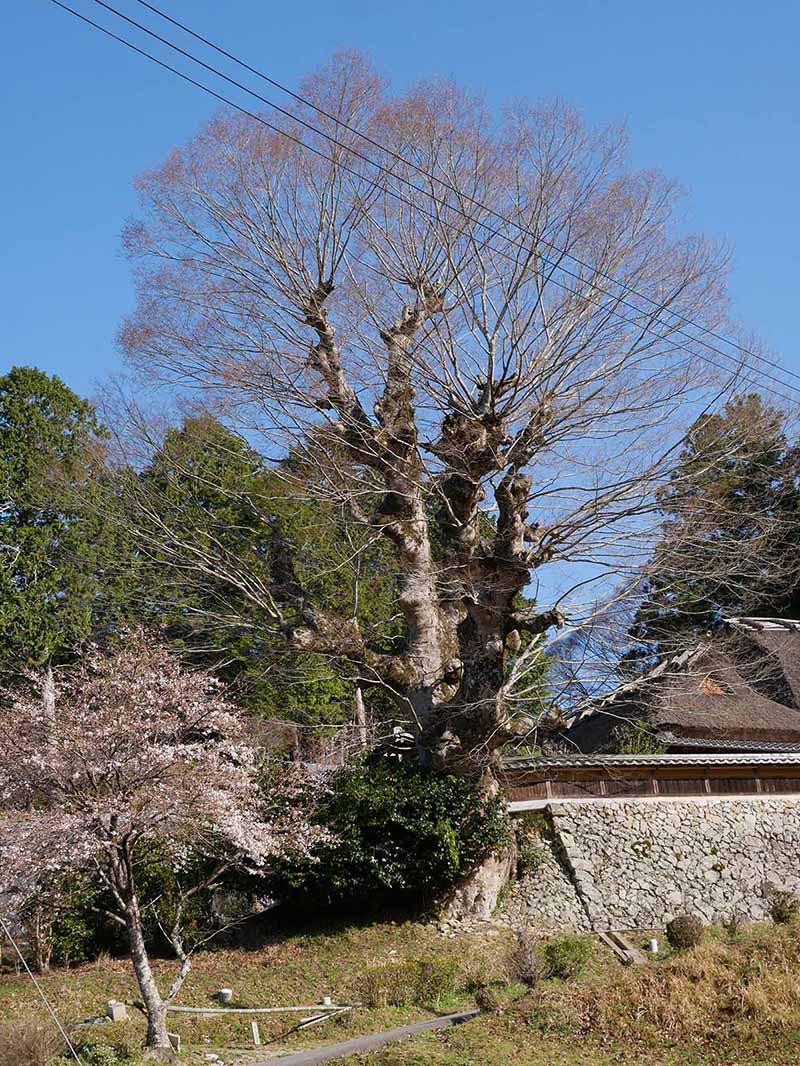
[248,1010,480,1066]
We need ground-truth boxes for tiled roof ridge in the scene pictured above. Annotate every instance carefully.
[502,751,800,769]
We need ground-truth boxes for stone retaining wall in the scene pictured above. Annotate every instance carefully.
[503,796,800,931]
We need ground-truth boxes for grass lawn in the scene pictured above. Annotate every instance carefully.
[0,917,503,1063]
[3,915,800,1065]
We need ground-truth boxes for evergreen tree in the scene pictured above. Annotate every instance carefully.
[134,414,400,729]
[632,394,800,657]
[0,366,132,679]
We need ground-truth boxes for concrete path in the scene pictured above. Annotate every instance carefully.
[250,1009,480,1065]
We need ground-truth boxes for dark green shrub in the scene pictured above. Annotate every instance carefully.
[47,843,230,965]
[541,935,593,980]
[47,874,101,966]
[665,913,705,949]
[274,762,510,905]
[769,890,800,924]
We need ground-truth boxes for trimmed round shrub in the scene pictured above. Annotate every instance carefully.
[665,913,705,949]
[542,934,593,980]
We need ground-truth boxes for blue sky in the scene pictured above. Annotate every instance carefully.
[2,0,800,403]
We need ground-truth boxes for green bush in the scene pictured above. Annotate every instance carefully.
[274,762,510,905]
[359,961,418,1008]
[77,1048,123,1066]
[48,874,101,966]
[414,956,459,1007]
[514,811,553,880]
[358,956,459,1009]
[73,1041,140,1065]
[46,843,230,966]
[541,935,593,980]
[665,913,705,949]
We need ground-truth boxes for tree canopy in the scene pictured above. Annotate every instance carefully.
[118,53,736,775]
[0,366,130,674]
[0,632,319,1050]
[631,394,800,657]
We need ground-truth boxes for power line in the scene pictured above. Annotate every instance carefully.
[48,0,800,407]
[0,913,84,1064]
[100,0,800,403]
[82,0,800,405]
[129,0,800,397]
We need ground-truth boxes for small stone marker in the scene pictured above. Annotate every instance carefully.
[217,987,233,1004]
[106,1001,128,1022]
[322,996,333,1007]
[648,937,659,954]
[250,1020,261,1045]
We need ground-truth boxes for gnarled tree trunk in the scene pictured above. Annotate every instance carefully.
[117,55,736,915]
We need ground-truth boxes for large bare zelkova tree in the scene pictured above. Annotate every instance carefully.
[120,54,734,783]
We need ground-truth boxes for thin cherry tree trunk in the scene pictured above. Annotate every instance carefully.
[30,906,52,974]
[42,661,56,734]
[354,686,368,751]
[126,896,170,1051]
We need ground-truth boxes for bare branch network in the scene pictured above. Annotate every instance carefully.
[115,53,782,770]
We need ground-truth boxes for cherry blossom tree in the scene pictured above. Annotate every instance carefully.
[0,633,319,1054]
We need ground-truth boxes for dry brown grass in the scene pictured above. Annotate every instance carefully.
[530,922,800,1043]
[0,1019,64,1066]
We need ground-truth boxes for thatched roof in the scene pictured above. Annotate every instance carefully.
[561,618,800,753]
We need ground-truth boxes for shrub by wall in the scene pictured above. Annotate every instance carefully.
[274,762,510,907]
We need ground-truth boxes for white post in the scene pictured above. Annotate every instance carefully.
[251,1021,261,1045]
[354,687,367,751]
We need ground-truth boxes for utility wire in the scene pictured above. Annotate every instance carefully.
[0,913,84,1064]
[89,0,800,403]
[130,0,800,396]
[48,0,800,407]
